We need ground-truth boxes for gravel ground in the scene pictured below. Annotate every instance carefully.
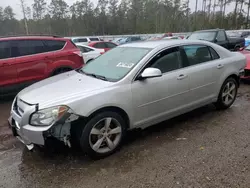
[0,84,250,188]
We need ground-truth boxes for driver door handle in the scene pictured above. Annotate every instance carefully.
[177,74,188,80]
[217,64,224,69]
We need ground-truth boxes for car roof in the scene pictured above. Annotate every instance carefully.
[0,36,67,41]
[70,36,100,39]
[120,39,208,48]
[194,29,224,32]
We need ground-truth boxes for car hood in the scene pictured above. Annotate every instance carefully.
[18,70,114,107]
[240,51,250,69]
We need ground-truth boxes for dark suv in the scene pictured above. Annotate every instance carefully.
[0,36,83,96]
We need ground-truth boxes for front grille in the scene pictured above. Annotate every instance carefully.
[245,69,250,77]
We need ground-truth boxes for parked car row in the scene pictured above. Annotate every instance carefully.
[6,37,247,159]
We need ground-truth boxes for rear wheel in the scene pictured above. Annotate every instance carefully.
[52,67,72,76]
[80,111,127,159]
[214,77,238,110]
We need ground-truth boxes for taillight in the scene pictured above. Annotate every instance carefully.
[73,51,82,57]
[100,52,105,55]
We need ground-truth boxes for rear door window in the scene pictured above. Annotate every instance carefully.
[105,42,117,48]
[94,43,106,48]
[182,45,213,66]
[11,40,47,57]
[89,38,100,41]
[44,40,66,51]
[131,37,141,41]
[77,38,88,42]
[0,41,11,59]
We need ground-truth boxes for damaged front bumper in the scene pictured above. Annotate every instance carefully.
[9,111,80,150]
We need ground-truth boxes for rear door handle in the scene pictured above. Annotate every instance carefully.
[217,64,224,69]
[177,74,188,80]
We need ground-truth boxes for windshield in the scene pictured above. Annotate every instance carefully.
[80,47,151,81]
[188,31,216,41]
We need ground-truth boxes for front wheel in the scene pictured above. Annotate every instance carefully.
[80,111,127,159]
[214,77,238,110]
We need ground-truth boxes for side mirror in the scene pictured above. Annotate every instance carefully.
[214,38,218,43]
[138,68,162,80]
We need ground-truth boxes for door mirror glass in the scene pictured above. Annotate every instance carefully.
[139,68,162,79]
[214,38,218,43]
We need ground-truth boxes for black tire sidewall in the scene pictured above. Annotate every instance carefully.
[216,77,238,109]
[80,111,127,159]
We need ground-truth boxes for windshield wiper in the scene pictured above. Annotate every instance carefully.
[87,73,108,81]
[76,69,109,81]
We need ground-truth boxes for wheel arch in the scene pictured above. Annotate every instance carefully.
[86,106,130,129]
[51,66,73,76]
[226,74,240,87]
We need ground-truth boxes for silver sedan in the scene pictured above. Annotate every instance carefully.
[9,40,246,158]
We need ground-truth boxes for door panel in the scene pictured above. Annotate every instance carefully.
[131,47,191,127]
[0,41,18,94]
[132,70,190,127]
[12,40,50,84]
[182,45,223,105]
[0,59,18,87]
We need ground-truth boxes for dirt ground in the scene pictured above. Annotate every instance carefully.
[0,84,250,188]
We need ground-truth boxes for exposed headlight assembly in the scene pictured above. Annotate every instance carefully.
[30,106,69,126]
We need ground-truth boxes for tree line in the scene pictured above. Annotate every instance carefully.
[0,0,250,37]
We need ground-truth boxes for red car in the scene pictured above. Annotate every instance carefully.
[239,46,250,80]
[0,35,83,96]
[88,41,117,52]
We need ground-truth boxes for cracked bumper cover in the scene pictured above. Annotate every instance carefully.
[9,111,80,149]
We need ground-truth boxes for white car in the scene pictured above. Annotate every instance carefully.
[68,36,102,45]
[76,44,105,64]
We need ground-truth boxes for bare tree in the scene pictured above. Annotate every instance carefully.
[20,0,29,34]
[195,0,198,24]
[247,0,250,27]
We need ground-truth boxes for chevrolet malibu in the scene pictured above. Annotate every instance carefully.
[9,40,246,159]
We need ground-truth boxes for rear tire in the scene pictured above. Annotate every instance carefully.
[80,111,127,159]
[214,77,238,110]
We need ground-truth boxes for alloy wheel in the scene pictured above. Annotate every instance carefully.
[89,117,122,154]
[222,81,237,105]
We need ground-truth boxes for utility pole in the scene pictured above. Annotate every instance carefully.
[20,0,29,35]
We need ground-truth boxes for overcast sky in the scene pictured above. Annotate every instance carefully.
[0,0,237,19]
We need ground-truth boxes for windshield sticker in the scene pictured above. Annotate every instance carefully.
[116,62,135,68]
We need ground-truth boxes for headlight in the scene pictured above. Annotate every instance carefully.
[30,106,69,126]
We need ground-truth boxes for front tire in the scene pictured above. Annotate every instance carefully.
[215,77,238,110]
[80,111,127,159]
